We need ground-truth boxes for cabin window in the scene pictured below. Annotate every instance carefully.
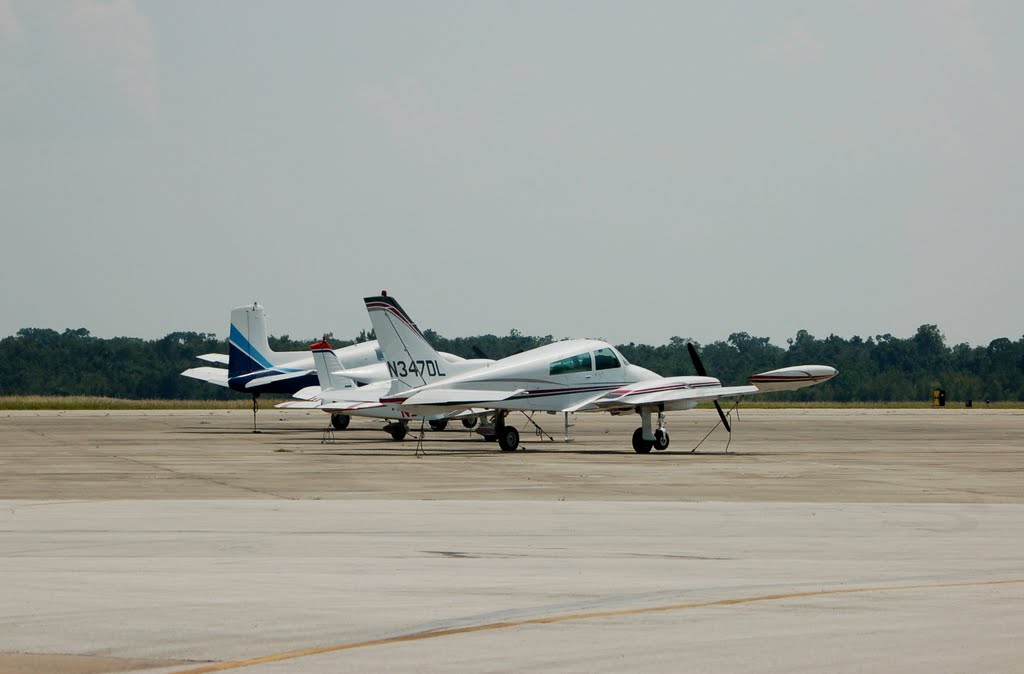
[549,352,593,375]
[375,348,384,361]
[594,347,621,370]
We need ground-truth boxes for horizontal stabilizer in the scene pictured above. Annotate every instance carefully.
[292,386,322,401]
[321,362,387,385]
[181,366,230,388]
[196,353,229,365]
[244,369,315,389]
[274,400,323,409]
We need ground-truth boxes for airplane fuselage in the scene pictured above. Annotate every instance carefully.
[385,339,722,413]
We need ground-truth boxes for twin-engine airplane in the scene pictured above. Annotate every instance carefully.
[364,294,838,453]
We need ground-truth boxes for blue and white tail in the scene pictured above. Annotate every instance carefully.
[228,303,302,378]
[364,294,448,397]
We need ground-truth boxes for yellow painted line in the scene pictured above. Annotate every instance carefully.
[173,578,1024,674]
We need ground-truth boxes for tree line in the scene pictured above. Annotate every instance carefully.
[0,324,1021,402]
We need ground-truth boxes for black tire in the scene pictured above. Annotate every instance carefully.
[331,414,350,430]
[497,426,520,452]
[461,417,478,429]
[632,427,653,454]
[390,426,408,441]
[654,429,670,451]
[428,419,448,431]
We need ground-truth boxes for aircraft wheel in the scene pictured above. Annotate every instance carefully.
[632,427,653,454]
[429,419,448,431]
[654,429,670,451]
[497,426,520,452]
[331,414,350,430]
[461,417,478,429]
[390,426,408,441]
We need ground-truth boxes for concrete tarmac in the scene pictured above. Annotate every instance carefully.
[0,409,1022,673]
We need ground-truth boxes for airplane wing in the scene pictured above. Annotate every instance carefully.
[568,366,836,413]
[578,385,759,412]
[196,353,229,365]
[395,388,526,407]
[319,400,387,412]
[451,407,489,418]
[180,366,230,388]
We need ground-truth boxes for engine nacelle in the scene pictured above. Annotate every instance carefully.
[748,365,837,392]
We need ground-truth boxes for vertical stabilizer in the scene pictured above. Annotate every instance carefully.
[228,303,275,379]
[310,340,355,392]
[364,294,447,396]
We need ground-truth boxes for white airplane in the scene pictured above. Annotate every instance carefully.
[276,339,492,439]
[364,293,838,453]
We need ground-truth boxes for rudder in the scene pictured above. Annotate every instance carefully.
[364,294,447,396]
[310,339,356,392]
[228,303,275,379]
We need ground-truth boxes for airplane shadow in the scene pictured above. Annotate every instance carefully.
[178,425,780,457]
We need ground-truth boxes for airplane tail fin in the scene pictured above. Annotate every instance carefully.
[228,303,276,379]
[364,294,447,397]
[310,339,356,392]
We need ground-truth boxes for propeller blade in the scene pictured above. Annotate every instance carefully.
[714,401,732,433]
[689,342,731,432]
[686,342,707,377]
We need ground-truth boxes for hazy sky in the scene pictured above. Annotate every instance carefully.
[1,1,1021,348]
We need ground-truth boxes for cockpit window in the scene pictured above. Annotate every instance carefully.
[594,347,621,370]
[549,352,593,376]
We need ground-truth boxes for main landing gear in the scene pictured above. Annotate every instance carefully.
[382,418,449,439]
[479,411,520,451]
[494,411,520,451]
[497,424,520,452]
[632,408,669,453]
[383,421,408,441]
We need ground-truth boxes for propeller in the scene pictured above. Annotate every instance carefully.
[686,342,731,433]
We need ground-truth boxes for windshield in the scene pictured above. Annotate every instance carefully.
[549,352,593,375]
